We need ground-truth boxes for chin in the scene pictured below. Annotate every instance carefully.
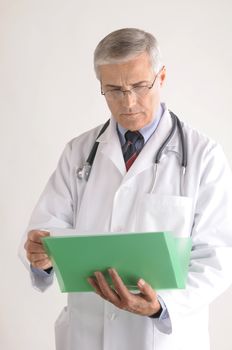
[118,113,149,130]
[123,121,147,131]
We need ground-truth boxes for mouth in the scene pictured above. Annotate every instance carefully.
[120,112,140,117]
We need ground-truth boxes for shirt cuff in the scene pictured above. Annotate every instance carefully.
[30,265,54,277]
[29,265,54,292]
[148,295,169,320]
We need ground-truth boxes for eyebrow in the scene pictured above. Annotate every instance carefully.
[104,84,121,89]
[104,80,150,89]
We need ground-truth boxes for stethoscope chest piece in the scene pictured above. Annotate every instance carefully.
[77,162,91,181]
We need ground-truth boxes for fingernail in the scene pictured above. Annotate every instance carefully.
[108,267,116,274]
[138,278,145,287]
[94,271,101,278]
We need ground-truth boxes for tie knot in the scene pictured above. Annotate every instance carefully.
[125,130,143,144]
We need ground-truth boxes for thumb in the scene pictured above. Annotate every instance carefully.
[137,278,157,302]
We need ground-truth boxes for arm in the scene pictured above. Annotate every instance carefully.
[23,230,54,292]
[19,142,74,291]
[157,144,232,333]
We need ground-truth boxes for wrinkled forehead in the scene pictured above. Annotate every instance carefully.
[99,52,154,86]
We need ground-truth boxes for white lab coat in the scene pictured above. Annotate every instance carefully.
[20,104,232,350]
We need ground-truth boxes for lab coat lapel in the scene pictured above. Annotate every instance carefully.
[96,117,126,176]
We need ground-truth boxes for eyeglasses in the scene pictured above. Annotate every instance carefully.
[101,69,161,101]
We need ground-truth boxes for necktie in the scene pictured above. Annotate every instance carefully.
[122,131,144,171]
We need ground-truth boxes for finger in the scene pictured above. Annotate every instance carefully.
[137,278,157,302]
[28,230,50,243]
[32,258,52,270]
[94,271,119,304]
[87,277,107,299]
[25,241,47,253]
[108,268,130,300]
[27,253,49,263]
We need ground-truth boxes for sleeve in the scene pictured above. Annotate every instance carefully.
[156,144,232,334]
[29,142,74,230]
[149,295,169,320]
[30,266,55,292]
[19,142,74,292]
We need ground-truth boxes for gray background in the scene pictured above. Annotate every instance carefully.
[0,0,232,349]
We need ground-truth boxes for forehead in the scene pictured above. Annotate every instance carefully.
[99,52,154,85]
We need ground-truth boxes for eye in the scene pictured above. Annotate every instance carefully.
[105,88,122,95]
[105,89,123,98]
[132,85,147,92]
[134,85,146,88]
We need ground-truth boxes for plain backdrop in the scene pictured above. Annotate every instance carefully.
[1,0,232,349]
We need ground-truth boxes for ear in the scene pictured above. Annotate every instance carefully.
[159,66,166,87]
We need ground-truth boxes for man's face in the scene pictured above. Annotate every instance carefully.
[99,52,166,131]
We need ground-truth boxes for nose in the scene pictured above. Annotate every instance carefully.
[121,91,137,108]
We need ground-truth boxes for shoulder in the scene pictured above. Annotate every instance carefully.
[165,106,218,156]
[181,119,219,155]
[180,120,230,175]
[68,123,105,150]
[59,122,109,166]
[166,107,228,170]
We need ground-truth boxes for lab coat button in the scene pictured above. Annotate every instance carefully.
[108,313,117,321]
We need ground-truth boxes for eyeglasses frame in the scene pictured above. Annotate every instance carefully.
[100,67,163,99]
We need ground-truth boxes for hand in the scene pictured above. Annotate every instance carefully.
[24,230,52,270]
[88,268,161,317]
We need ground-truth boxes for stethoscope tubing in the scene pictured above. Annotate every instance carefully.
[86,119,110,166]
[76,111,187,182]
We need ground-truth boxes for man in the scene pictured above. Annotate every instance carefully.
[21,28,232,350]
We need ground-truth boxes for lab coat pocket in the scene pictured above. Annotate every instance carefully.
[136,194,193,237]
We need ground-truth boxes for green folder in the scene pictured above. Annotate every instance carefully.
[42,232,192,293]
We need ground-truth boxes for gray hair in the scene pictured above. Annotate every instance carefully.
[94,28,162,79]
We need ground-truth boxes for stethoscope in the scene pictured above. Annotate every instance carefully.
[77,111,187,195]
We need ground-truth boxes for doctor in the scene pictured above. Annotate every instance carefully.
[21,28,232,350]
